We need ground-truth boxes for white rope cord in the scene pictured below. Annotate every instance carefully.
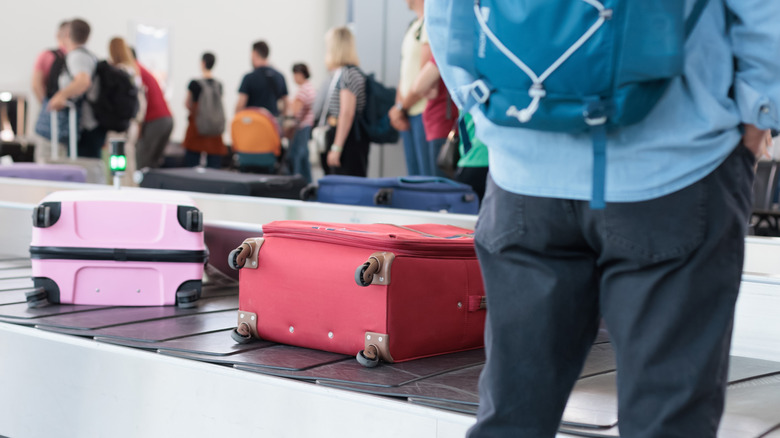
[473,2,539,83]
[538,2,608,83]
[474,0,610,123]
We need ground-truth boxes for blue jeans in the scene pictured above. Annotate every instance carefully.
[184,150,222,169]
[428,137,449,178]
[468,144,754,437]
[287,125,312,183]
[400,114,428,176]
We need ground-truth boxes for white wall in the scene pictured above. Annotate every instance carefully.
[0,0,348,144]
[0,0,420,178]
[353,0,417,178]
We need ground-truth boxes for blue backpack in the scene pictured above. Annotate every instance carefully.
[358,71,399,144]
[446,0,709,208]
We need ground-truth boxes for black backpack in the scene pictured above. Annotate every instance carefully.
[90,60,139,132]
[45,49,67,99]
[357,71,399,144]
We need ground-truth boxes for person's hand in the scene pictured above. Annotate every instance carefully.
[389,106,410,131]
[47,93,67,111]
[327,148,342,168]
[743,124,773,159]
[391,116,410,132]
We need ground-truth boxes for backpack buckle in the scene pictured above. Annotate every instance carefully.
[584,101,610,126]
[469,80,491,104]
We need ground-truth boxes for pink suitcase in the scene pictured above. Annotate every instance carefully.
[27,190,207,308]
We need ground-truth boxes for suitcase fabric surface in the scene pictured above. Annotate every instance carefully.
[140,167,307,199]
[0,162,87,182]
[315,175,480,214]
[230,221,485,366]
[28,190,207,307]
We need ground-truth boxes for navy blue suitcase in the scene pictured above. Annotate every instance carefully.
[313,175,479,214]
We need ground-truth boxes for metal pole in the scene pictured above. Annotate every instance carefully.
[68,103,77,161]
[50,109,59,160]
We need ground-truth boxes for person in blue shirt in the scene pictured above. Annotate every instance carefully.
[427,1,780,436]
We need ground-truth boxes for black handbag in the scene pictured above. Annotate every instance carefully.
[437,125,460,178]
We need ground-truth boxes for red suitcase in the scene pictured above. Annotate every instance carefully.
[228,221,486,367]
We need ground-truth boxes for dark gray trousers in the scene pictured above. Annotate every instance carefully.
[468,144,754,437]
[136,116,173,170]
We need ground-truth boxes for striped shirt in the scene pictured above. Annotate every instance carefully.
[327,66,366,118]
[294,80,316,127]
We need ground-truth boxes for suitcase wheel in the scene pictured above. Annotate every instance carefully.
[228,247,246,270]
[25,288,50,309]
[355,257,381,287]
[176,289,200,308]
[355,263,371,286]
[300,184,317,201]
[230,325,253,344]
[373,188,393,206]
[356,347,380,368]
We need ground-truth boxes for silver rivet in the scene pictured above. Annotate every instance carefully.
[378,336,383,342]
[252,261,257,266]
[378,277,384,282]
[250,315,255,321]
[289,326,294,333]
[457,302,463,309]
[136,289,141,294]
[366,335,372,340]
[328,332,334,339]
[240,314,245,319]
[95,289,100,293]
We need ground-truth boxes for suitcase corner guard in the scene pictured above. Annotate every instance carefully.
[229,238,265,270]
[354,252,395,287]
[236,310,260,339]
[32,202,62,228]
[362,332,394,365]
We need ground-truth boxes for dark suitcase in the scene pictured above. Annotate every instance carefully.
[140,167,307,200]
[313,175,480,214]
[0,141,35,163]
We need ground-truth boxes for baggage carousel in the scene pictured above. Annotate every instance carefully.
[1,178,779,438]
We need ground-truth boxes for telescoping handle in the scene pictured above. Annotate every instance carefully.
[50,102,77,161]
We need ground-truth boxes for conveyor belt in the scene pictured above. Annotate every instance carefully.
[1,259,778,437]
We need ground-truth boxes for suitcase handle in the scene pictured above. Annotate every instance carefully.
[50,102,77,161]
[468,295,487,311]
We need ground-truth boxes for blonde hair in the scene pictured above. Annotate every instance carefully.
[108,37,140,77]
[325,27,360,70]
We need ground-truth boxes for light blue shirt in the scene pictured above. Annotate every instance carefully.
[426,0,780,202]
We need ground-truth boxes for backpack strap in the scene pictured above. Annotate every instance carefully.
[318,68,343,127]
[585,0,709,209]
[685,0,710,37]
